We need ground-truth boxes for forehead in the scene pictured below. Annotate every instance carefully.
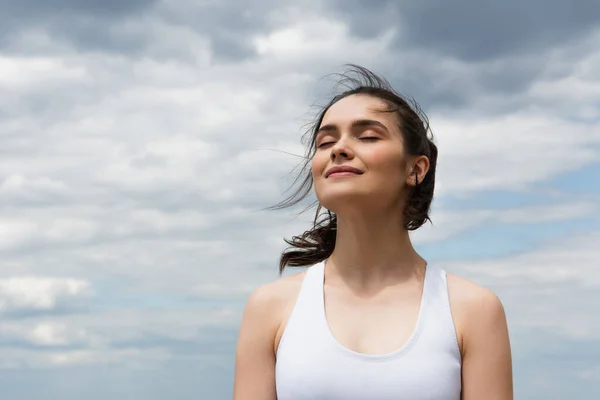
[321,94,393,125]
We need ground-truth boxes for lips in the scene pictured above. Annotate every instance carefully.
[325,166,363,178]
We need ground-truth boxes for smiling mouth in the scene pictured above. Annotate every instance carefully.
[325,165,364,178]
[327,171,360,178]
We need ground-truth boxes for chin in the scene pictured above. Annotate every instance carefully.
[316,186,375,212]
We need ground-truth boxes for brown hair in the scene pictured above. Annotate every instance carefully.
[270,65,437,273]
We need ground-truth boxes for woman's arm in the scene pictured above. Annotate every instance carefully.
[461,290,513,399]
[233,285,280,400]
[448,276,513,400]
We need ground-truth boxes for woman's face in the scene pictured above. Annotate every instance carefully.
[311,94,415,214]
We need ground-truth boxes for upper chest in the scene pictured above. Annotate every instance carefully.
[323,283,424,355]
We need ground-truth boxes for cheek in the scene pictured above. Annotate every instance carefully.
[311,152,331,198]
[365,148,404,173]
[311,152,328,175]
[310,159,321,185]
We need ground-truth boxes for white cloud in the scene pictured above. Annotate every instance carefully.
[0,306,238,369]
[0,277,91,312]
[0,347,171,369]
[577,366,600,382]
[494,202,599,223]
[447,230,600,287]
[412,201,599,244]
[0,321,100,347]
[0,56,88,88]
[46,348,169,367]
[253,18,396,62]
[433,113,600,195]
[444,230,600,340]
[28,323,74,346]
[528,28,600,113]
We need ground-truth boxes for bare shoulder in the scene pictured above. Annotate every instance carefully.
[446,273,505,313]
[446,273,513,398]
[245,270,307,316]
[241,270,307,349]
[234,271,308,399]
[446,273,508,353]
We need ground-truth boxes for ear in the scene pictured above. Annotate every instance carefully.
[405,155,430,187]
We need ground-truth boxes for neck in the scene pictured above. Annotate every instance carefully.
[328,210,425,287]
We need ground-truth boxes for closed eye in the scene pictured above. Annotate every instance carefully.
[360,137,379,142]
[317,141,335,148]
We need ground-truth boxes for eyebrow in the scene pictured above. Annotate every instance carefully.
[316,119,389,135]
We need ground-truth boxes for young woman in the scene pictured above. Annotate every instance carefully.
[233,66,513,399]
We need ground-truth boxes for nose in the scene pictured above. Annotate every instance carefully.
[330,138,354,161]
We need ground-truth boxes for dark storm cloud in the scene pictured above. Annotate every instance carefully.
[0,0,158,54]
[0,0,281,61]
[0,0,156,18]
[377,52,549,112]
[155,0,282,61]
[0,0,157,35]
[332,0,600,61]
[400,0,600,61]
[324,0,600,111]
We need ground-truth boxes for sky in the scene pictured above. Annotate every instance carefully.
[0,0,599,399]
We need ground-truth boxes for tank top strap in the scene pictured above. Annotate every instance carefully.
[299,260,326,309]
[418,264,461,360]
[276,261,327,355]
[422,264,452,314]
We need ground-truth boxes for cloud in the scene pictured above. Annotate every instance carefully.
[0,0,156,19]
[444,230,600,340]
[578,366,600,382]
[433,112,600,195]
[412,201,600,244]
[252,17,396,62]
[28,323,80,346]
[331,0,600,61]
[0,277,91,313]
[0,307,238,370]
[0,0,158,53]
[0,346,170,369]
[0,0,308,62]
